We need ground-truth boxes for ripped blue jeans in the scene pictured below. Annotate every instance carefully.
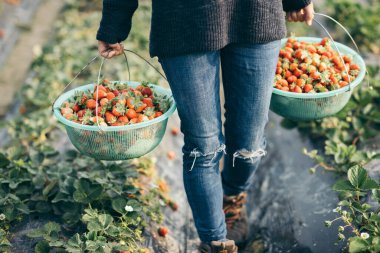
[159,40,281,243]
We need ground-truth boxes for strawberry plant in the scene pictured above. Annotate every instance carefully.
[282,62,380,251]
[325,0,380,54]
[0,142,166,252]
[0,0,174,252]
[327,165,380,253]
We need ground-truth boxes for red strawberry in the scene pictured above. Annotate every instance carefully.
[19,105,26,114]
[171,127,179,136]
[118,115,129,124]
[111,122,124,126]
[90,116,105,124]
[126,97,135,109]
[80,95,88,105]
[126,109,137,119]
[61,107,73,115]
[112,103,126,117]
[135,103,147,113]
[155,111,163,118]
[350,64,360,70]
[72,103,80,112]
[143,97,154,107]
[77,109,86,118]
[101,79,110,85]
[105,112,117,124]
[293,86,302,93]
[158,227,169,237]
[86,99,97,109]
[143,107,155,118]
[303,84,314,93]
[168,200,179,211]
[167,151,176,160]
[129,118,138,124]
[113,96,126,106]
[107,92,115,100]
[135,84,144,91]
[112,90,120,97]
[142,87,153,97]
[100,98,109,107]
[95,106,107,116]
[93,85,107,92]
[93,89,108,100]
[137,114,149,123]
[64,113,76,120]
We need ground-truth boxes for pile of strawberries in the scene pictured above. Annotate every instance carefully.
[60,80,170,126]
[274,36,361,93]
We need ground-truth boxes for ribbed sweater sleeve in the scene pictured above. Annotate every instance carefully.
[96,0,138,44]
[282,0,311,12]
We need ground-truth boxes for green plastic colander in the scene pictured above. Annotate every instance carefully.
[270,14,367,121]
[270,37,366,121]
[53,81,176,160]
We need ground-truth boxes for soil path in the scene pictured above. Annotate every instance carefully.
[152,111,345,253]
[0,0,64,116]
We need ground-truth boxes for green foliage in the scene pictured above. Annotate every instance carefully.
[0,144,162,251]
[0,0,170,252]
[296,66,380,251]
[296,66,380,173]
[333,165,379,192]
[325,0,380,54]
[327,166,380,253]
[287,3,380,247]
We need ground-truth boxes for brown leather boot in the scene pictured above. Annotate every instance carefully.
[223,192,249,246]
[199,240,238,253]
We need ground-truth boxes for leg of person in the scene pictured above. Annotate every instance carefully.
[159,52,227,244]
[220,40,281,242]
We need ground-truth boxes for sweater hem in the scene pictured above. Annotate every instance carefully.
[150,34,286,59]
[149,0,286,58]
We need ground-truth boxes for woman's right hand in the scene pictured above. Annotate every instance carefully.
[286,2,314,26]
[98,40,124,59]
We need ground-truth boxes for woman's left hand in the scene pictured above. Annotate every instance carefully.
[286,2,314,26]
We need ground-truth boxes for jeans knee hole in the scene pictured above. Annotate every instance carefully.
[232,148,267,167]
[188,144,226,171]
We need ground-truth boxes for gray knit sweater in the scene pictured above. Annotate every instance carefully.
[96,0,311,58]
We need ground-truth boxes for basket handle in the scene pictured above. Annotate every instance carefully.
[51,48,169,108]
[51,54,100,112]
[52,47,171,132]
[94,49,170,131]
[122,49,168,82]
[312,12,370,91]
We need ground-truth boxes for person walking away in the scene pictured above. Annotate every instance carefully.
[96,1,314,252]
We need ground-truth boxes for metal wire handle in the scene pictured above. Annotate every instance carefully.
[313,12,370,90]
[52,48,171,132]
[93,49,170,131]
[51,54,99,112]
[311,18,352,91]
[95,55,107,132]
[123,49,168,81]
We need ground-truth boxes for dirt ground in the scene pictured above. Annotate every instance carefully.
[0,0,64,116]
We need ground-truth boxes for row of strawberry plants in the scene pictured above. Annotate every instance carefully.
[0,0,173,252]
[285,63,380,252]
